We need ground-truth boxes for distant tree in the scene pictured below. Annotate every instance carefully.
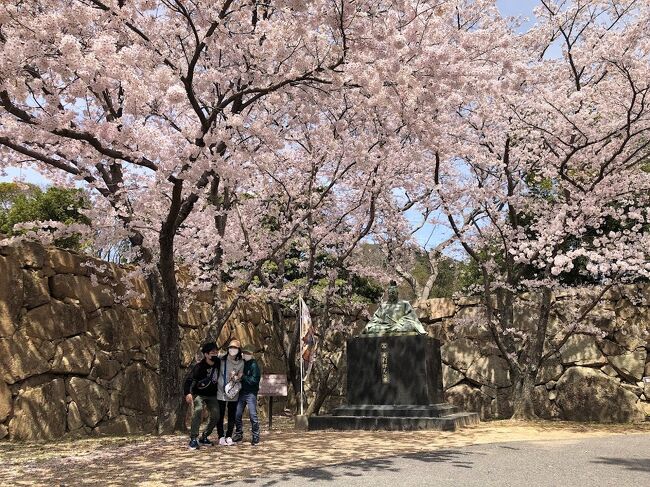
[0,183,90,249]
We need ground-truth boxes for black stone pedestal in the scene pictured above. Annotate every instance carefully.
[303,334,479,432]
[346,335,443,405]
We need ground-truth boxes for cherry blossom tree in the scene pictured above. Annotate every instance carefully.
[0,0,382,431]
[428,0,650,418]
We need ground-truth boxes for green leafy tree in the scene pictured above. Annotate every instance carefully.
[0,183,90,249]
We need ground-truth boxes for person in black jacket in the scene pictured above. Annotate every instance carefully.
[232,344,262,445]
[184,342,221,450]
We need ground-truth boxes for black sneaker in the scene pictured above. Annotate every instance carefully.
[251,437,260,446]
[188,438,200,450]
[199,436,214,447]
[232,432,243,443]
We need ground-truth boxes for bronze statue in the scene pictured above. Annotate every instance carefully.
[362,280,426,335]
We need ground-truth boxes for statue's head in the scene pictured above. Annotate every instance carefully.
[387,280,399,303]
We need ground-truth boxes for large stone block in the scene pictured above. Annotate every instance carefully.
[442,363,464,390]
[555,366,644,422]
[91,350,121,380]
[598,339,625,356]
[0,380,12,422]
[559,334,607,366]
[423,298,456,321]
[0,332,50,383]
[22,270,50,309]
[89,306,157,351]
[124,275,153,310]
[121,363,159,414]
[533,385,560,419]
[536,354,564,384]
[67,400,84,432]
[614,320,646,351]
[8,379,67,440]
[584,304,617,334]
[178,302,211,328]
[455,296,481,306]
[466,355,511,388]
[454,305,485,322]
[615,298,637,321]
[0,254,23,337]
[51,334,96,375]
[180,328,202,367]
[445,383,494,419]
[230,319,265,352]
[441,337,479,371]
[50,274,114,313]
[608,349,647,382]
[66,377,110,427]
[22,299,87,340]
[15,241,46,269]
[45,248,89,275]
[93,414,156,436]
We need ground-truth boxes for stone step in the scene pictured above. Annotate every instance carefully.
[332,403,460,418]
[306,412,480,432]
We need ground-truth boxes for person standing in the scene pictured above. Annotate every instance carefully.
[233,345,261,446]
[183,342,221,450]
[216,338,244,445]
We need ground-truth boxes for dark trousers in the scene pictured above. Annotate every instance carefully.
[235,392,260,441]
[217,399,237,438]
[189,395,220,439]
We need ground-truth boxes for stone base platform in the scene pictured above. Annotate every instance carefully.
[302,404,480,432]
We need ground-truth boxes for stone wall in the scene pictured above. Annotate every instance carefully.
[0,241,283,441]
[416,287,650,422]
[3,240,649,441]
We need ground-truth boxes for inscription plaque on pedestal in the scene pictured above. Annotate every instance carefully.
[346,335,443,405]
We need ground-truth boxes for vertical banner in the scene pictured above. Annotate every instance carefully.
[300,296,317,378]
[299,295,317,416]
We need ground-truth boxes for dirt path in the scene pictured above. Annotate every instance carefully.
[1,419,649,486]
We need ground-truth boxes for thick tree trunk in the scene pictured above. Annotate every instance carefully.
[510,369,537,420]
[509,288,552,421]
[149,235,182,434]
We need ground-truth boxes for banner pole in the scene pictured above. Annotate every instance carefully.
[299,295,304,416]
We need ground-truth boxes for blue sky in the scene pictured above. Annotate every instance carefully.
[497,0,539,30]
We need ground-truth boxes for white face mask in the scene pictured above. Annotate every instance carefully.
[228,348,239,357]
[242,353,253,361]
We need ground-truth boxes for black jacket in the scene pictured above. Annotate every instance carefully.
[183,358,220,397]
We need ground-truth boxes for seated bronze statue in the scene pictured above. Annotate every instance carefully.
[362,280,426,335]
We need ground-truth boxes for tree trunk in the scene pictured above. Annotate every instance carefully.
[305,371,332,416]
[149,234,182,434]
[510,288,552,420]
[510,369,537,420]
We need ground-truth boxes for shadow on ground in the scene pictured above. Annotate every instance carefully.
[221,449,476,486]
[592,457,650,473]
[0,418,648,486]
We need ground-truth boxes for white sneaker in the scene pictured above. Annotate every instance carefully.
[225,437,233,446]
[218,437,227,446]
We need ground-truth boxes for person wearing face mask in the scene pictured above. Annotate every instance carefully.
[232,345,262,446]
[183,342,221,450]
[215,338,244,446]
